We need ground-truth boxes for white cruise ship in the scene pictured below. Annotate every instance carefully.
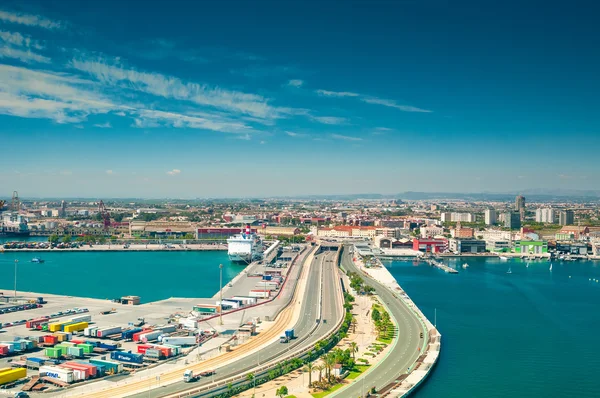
[227,225,263,263]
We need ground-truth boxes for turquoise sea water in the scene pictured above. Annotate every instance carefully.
[0,248,240,303]
[386,257,600,398]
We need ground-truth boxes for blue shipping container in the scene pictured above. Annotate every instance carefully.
[98,342,118,351]
[27,357,45,363]
[110,351,143,364]
[121,328,142,339]
[262,275,272,281]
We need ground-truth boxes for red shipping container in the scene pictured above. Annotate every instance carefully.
[43,335,58,345]
[0,345,9,355]
[70,339,85,345]
[60,364,91,379]
[26,317,49,328]
[133,329,153,342]
[136,344,152,354]
[65,362,97,377]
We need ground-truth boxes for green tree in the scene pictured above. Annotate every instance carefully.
[48,234,59,244]
[183,233,195,240]
[62,235,72,243]
[350,341,358,360]
[314,364,324,382]
[303,361,314,387]
[371,308,381,322]
[276,385,288,398]
[112,213,126,222]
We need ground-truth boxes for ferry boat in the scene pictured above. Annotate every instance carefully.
[31,257,44,263]
[227,225,263,264]
[499,255,509,261]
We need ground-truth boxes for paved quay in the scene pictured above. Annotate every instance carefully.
[0,243,227,252]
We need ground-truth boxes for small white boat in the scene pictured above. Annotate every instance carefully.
[526,262,530,268]
[499,256,509,261]
[506,267,512,274]
[549,263,553,272]
[462,263,469,269]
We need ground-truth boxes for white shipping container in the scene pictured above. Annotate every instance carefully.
[155,325,177,333]
[178,318,198,329]
[39,365,75,383]
[0,342,14,353]
[249,290,270,298]
[232,296,258,305]
[160,336,197,346]
[255,284,277,291]
[139,331,162,343]
[217,300,240,309]
[70,315,92,323]
[96,326,122,338]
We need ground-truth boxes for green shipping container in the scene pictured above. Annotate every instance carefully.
[45,347,61,358]
[77,344,94,354]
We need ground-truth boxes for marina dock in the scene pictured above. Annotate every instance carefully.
[425,258,459,273]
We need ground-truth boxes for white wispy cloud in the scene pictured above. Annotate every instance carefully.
[361,97,431,113]
[0,46,50,63]
[105,170,114,175]
[133,109,251,133]
[0,31,43,49]
[167,169,181,176]
[71,57,288,120]
[285,131,304,137]
[310,115,348,125]
[316,89,359,97]
[287,79,303,87]
[94,122,112,128]
[331,134,363,141]
[0,9,64,30]
[316,88,431,113]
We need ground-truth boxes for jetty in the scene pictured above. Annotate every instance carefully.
[425,258,458,274]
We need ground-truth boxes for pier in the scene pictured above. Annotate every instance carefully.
[425,258,459,274]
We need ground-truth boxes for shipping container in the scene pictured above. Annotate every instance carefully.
[26,317,49,329]
[0,367,27,385]
[249,290,271,298]
[66,346,84,358]
[121,327,142,340]
[136,344,152,354]
[64,322,89,333]
[262,274,272,281]
[0,345,9,355]
[110,351,144,364]
[45,347,62,359]
[48,322,68,332]
[155,325,177,334]
[144,349,164,359]
[0,343,14,353]
[160,336,197,346]
[69,361,98,377]
[89,359,122,374]
[96,326,122,338]
[178,318,198,329]
[160,344,181,356]
[217,300,240,309]
[39,365,74,383]
[70,315,92,323]
[60,363,91,379]
[139,331,162,343]
[43,335,58,345]
[26,357,45,369]
[232,296,258,305]
[97,342,119,351]
[192,304,221,314]
[133,329,153,342]
[76,344,94,354]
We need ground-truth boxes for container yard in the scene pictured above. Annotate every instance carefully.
[0,244,308,395]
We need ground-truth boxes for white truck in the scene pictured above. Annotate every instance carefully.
[183,369,197,383]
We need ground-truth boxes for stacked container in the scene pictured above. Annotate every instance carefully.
[64,322,88,333]
[39,365,74,383]
[110,351,144,364]
[88,359,122,374]
[0,367,27,385]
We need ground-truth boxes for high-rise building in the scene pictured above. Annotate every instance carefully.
[441,212,452,223]
[60,200,67,217]
[484,209,497,225]
[504,211,521,230]
[559,210,574,226]
[515,195,526,211]
[535,208,555,223]
[442,212,475,223]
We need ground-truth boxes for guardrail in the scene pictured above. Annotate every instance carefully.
[164,249,346,398]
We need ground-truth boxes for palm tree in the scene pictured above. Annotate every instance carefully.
[276,385,288,398]
[350,341,359,360]
[307,349,314,361]
[246,372,255,394]
[315,364,324,383]
[303,361,314,387]
[324,353,336,382]
[351,316,357,333]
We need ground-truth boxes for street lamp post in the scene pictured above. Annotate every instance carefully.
[14,259,18,297]
[219,264,224,326]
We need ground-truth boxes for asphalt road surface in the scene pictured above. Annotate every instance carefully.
[128,250,343,398]
[331,247,422,398]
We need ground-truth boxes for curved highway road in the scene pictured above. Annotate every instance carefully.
[128,251,343,398]
[332,247,423,398]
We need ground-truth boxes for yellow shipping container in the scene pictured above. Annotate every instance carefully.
[0,368,27,385]
[63,322,88,333]
[48,322,66,332]
[54,332,68,342]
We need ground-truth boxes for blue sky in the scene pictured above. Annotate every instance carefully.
[0,0,598,198]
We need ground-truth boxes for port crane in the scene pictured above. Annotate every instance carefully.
[98,200,111,230]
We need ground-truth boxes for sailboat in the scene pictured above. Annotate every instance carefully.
[526,262,530,268]
[506,267,512,274]
[462,263,469,269]
[549,263,553,272]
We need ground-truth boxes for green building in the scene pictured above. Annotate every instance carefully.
[514,240,548,254]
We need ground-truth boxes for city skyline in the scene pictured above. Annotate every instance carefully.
[1,0,599,197]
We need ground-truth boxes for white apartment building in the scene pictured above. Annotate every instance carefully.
[484,209,497,225]
[476,229,513,241]
[447,212,475,222]
[535,208,555,223]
